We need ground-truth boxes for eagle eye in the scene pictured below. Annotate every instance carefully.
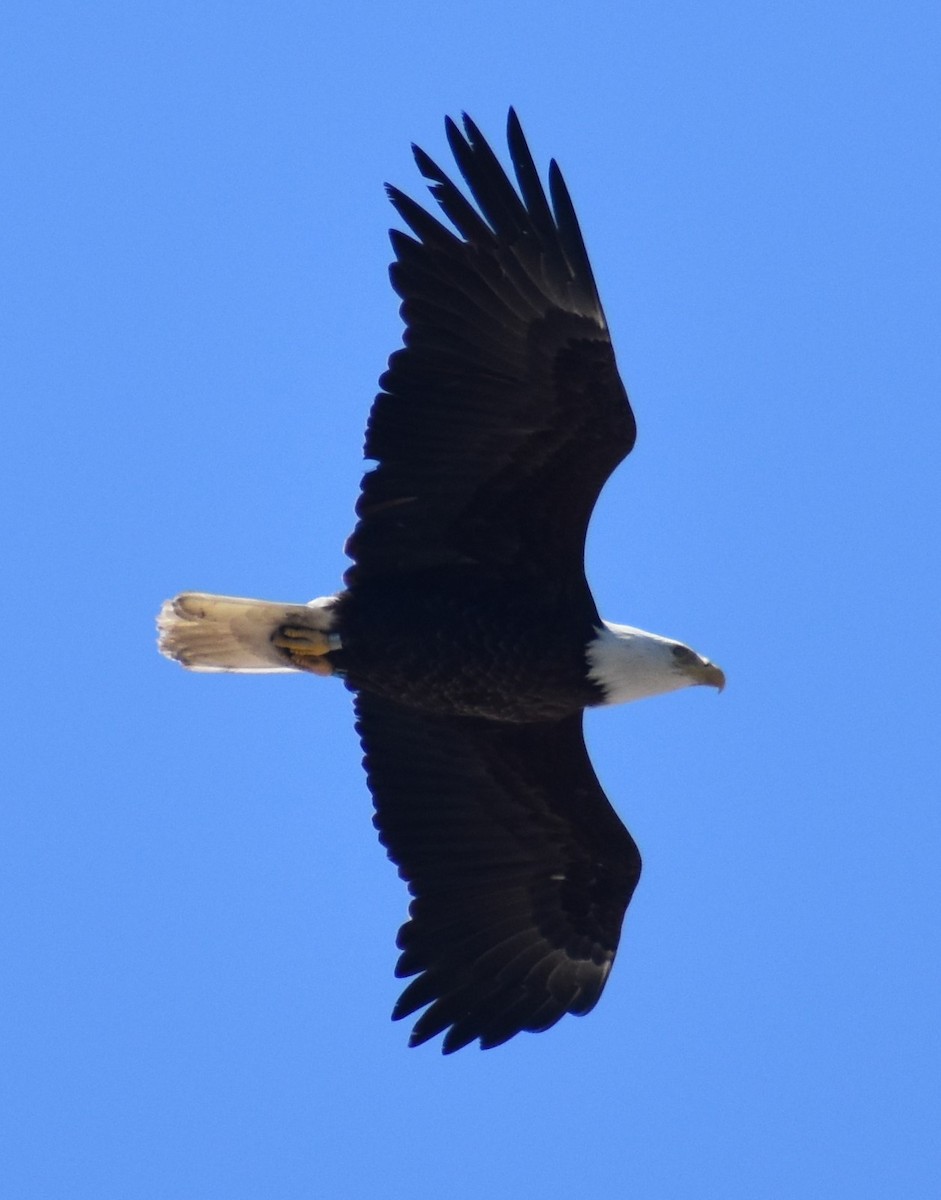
[671,644,695,663]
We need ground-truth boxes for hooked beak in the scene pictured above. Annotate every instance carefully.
[693,660,726,692]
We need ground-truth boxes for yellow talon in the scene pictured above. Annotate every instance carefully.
[272,626,332,655]
[297,657,334,677]
[271,626,336,675]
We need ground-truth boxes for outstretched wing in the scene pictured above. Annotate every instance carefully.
[346,110,636,588]
[355,693,642,1053]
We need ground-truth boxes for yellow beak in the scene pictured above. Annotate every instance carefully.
[693,661,726,692]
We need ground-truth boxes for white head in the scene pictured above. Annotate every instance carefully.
[586,620,725,706]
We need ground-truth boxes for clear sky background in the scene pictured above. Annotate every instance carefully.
[3,2,940,1197]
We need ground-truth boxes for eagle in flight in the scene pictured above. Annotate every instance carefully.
[158,110,724,1053]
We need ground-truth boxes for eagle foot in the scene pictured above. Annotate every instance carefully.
[271,626,336,676]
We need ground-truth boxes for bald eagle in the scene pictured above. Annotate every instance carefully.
[158,110,724,1053]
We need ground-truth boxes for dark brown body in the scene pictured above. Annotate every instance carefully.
[330,569,605,723]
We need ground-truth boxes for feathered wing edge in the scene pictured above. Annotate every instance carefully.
[345,110,636,586]
[355,693,642,1052]
[387,108,606,327]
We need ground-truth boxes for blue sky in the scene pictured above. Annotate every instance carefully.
[3,2,940,1196]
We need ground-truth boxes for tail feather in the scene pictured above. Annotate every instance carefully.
[157,592,338,673]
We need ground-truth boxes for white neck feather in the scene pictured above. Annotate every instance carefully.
[586,620,691,706]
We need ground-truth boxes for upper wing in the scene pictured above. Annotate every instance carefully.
[345,110,636,588]
[355,693,642,1053]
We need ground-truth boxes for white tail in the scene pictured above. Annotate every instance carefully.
[157,592,339,673]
